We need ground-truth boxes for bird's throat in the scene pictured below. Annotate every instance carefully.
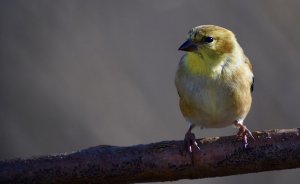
[185,52,226,77]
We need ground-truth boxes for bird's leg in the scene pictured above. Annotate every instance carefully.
[184,124,200,153]
[234,120,255,148]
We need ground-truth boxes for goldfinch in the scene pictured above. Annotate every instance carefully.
[175,25,254,152]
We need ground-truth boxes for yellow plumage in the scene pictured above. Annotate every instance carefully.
[175,25,254,150]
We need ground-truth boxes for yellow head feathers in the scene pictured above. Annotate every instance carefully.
[178,25,243,76]
[179,25,239,57]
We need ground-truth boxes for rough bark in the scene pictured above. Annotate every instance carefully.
[0,128,300,183]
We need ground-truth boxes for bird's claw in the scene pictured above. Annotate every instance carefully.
[184,131,200,153]
[236,124,255,148]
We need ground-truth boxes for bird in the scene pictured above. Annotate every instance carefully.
[175,25,254,152]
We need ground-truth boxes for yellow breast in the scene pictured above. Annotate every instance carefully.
[175,53,252,128]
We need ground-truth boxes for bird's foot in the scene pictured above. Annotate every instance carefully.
[235,122,254,148]
[184,130,200,153]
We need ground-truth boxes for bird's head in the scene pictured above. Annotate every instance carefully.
[179,25,238,61]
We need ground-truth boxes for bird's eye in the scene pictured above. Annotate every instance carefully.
[204,36,214,43]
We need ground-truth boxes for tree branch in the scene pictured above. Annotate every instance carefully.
[0,128,300,183]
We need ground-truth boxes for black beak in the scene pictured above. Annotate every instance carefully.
[178,39,198,52]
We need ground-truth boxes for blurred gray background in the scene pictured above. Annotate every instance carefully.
[1,0,300,183]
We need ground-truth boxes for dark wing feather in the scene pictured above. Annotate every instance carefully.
[251,76,254,93]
